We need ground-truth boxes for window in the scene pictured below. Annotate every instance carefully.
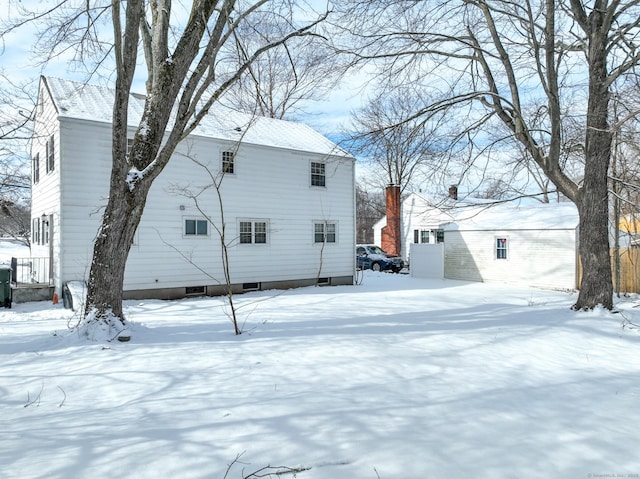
[311,161,325,187]
[126,138,134,158]
[185,286,206,295]
[436,230,445,243]
[314,221,336,243]
[222,151,235,174]
[32,218,40,245]
[496,238,508,259]
[32,153,40,184]
[254,221,267,243]
[185,219,208,236]
[413,230,419,243]
[239,220,268,244]
[46,135,55,173]
[421,230,430,244]
[42,217,50,245]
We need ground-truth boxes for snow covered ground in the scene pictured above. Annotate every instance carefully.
[2,261,640,478]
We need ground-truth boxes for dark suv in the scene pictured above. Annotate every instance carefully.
[356,244,404,273]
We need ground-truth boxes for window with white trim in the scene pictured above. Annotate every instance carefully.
[42,216,50,245]
[32,218,40,244]
[239,220,268,244]
[46,135,55,173]
[314,221,336,243]
[222,151,235,174]
[32,153,40,184]
[311,161,325,187]
[496,237,508,259]
[185,219,208,236]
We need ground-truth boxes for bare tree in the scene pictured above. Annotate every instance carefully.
[166,144,245,336]
[335,0,640,309]
[356,181,385,243]
[609,84,640,294]
[225,13,344,120]
[348,89,446,195]
[0,72,33,231]
[0,199,30,245]
[4,1,329,335]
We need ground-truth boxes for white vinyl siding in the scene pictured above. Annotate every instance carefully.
[444,229,578,290]
[35,77,356,295]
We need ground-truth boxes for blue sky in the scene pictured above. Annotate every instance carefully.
[0,1,364,141]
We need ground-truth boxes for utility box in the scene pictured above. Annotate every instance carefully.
[0,266,12,308]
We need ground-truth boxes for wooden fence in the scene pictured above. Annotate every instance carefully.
[578,248,640,294]
[613,248,640,294]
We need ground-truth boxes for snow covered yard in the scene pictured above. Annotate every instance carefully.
[1,271,640,479]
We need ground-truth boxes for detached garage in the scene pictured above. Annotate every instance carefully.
[443,202,579,290]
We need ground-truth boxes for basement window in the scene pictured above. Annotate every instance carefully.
[242,282,260,291]
[185,286,206,295]
[317,277,330,286]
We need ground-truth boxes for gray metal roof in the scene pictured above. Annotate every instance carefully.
[44,76,351,158]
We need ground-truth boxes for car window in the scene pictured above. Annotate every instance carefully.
[370,246,385,255]
[356,247,366,255]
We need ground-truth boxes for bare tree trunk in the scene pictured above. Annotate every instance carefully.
[85,180,150,325]
[573,8,613,310]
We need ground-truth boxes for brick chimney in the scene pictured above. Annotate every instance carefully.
[448,184,458,200]
[381,184,401,257]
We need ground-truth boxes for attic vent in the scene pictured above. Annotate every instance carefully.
[185,285,206,296]
[243,282,260,291]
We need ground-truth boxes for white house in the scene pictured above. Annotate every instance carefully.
[443,201,579,290]
[373,190,580,289]
[29,77,355,301]
[373,192,454,262]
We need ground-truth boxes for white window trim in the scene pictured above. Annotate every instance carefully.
[46,135,55,173]
[495,236,509,260]
[314,220,337,244]
[183,218,209,237]
[310,160,326,188]
[222,150,236,175]
[32,153,40,184]
[238,219,269,245]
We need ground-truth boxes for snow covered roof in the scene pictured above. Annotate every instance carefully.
[42,76,351,158]
[446,201,579,231]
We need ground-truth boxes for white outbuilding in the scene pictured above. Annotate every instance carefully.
[443,201,580,290]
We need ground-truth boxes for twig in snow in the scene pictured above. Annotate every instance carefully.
[57,386,66,407]
[24,382,44,407]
